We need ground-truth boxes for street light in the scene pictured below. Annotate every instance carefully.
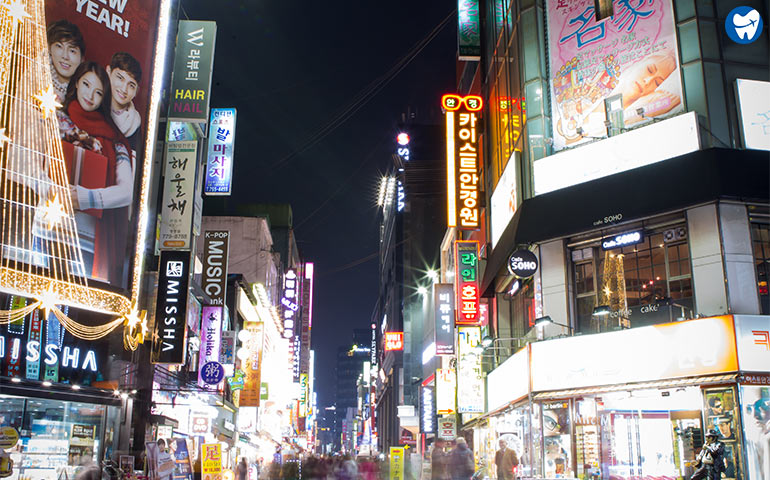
[592,305,611,317]
[534,316,573,333]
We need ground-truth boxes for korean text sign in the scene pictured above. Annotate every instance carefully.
[457,0,481,61]
[239,321,264,407]
[436,368,456,415]
[546,0,683,150]
[151,250,190,364]
[169,21,217,122]
[389,447,405,480]
[201,443,222,478]
[160,141,198,250]
[205,108,237,195]
[434,284,455,355]
[455,241,480,325]
[457,327,484,413]
[385,332,404,351]
[444,95,482,230]
[37,0,165,293]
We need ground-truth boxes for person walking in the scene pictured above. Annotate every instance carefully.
[236,458,249,480]
[448,437,475,480]
[690,429,726,480]
[431,440,449,480]
[494,439,519,480]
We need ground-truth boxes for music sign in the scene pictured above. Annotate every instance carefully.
[455,240,480,325]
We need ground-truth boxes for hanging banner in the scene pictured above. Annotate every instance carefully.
[443,94,483,230]
[455,241,480,325]
[201,231,230,306]
[169,20,217,122]
[457,327,484,413]
[198,306,223,388]
[389,446,405,480]
[546,0,684,150]
[205,108,237,195]
[436,368,457,415]
[151,250,191,365]
[172,438,194,480]
[458,0,481,61]
[434,284,455,355]
[239,321,264,407]
[201,443,222,479]
[219,330,235,366]
[159,141,198,250]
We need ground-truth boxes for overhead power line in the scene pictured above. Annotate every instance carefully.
[271,8,456,170]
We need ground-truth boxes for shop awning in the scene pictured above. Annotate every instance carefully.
[482,147,770,295]
[532,373,738,400]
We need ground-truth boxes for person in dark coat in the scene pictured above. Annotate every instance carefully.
[690,429,726,480]
[431,440,449,480]
[448,437,475,480]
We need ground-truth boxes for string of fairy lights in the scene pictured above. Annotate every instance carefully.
[0,0,146,348]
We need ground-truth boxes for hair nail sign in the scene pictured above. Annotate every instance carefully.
[151,250,191,365]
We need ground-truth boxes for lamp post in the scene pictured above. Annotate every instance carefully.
[534,315,573,334]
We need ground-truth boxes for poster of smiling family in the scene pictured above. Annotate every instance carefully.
[546,0,684,150]
[42,0,162,288]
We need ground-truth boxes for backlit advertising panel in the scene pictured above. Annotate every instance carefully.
[151,250,191,364]
[443,94,482,230]
[201,230,229,306]
[2,0,169,297]
[490,153,519,247]
[434,284,455,355]
[735,79,770,151]
[436,368,456,415]
[420,385,436,435]
[385,332,404,351]
[457,327,484,413]
[546,0,683,151]
[239,321,264,407]
[204,108,237,195]
[197,306,222,389]
[159,141,198,250]
[168,20,217,122]
[457,0,481,61]
[455,241,480,325]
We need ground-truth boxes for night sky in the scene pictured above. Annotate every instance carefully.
[183,0,457,408]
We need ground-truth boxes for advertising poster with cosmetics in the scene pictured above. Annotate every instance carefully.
[546,0,683,150]
[39,0,164,290]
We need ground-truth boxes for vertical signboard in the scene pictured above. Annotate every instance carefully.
[239,321,264,407]
[299,263,314,377]
[299,373,309,417]
[201,443,222,479]
[455,241,480,325]
[443,95,482,229]
[159,141,198,250]
[436,368,457,415]
[169,20,217,122]
[546,0,683,150]
[201,231,230,306]
[457,327,484,413]
[197,306,223,388]
[420,385,436,435]
[152,251,191,364]
[458,0,481,61]
[735,79,770,151]
[389,447,405,480]
[205,108,237,195]
[434,284,455,355]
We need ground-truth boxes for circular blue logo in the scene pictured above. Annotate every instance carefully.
[725,6,763,44]
[200,361,225,385]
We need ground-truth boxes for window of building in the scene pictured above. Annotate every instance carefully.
[750,222,770,314]
[571,226,694,334]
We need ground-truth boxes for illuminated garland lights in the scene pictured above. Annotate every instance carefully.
[0,0,146,347]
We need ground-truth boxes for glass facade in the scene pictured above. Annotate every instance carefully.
[750,221,770,315]
[571,225,694,334]
[0,395,120,479]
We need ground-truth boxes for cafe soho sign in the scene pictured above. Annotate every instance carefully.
[507,249,538,278]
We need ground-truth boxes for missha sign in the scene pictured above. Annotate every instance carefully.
[151,250,191,365]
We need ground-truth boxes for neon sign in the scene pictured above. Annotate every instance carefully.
[601,230,644,250]
[384,332,404,351]
[282,270,299,338]
[0,337,97,372]
[443,94,482,230]
[455,241,480,325]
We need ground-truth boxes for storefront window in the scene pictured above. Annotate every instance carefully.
[702,387,741,480]
[542,401,573,478]
[740,385,770,480]
[571,226,695,334]
[750,222,770,314]
[0,394,118,479]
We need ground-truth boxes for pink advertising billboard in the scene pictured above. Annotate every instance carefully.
[546,0,684,150]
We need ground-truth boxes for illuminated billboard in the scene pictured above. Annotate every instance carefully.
[384,332,404,351]
[546,0,683,151]
[436,368,456,415]
[204,108,237,195]
[443,94,482,230]
[0,0,171,329]
[490,152,519,247]
[168,20,217,122]
[159,141,198,250]
[455,241,480,325]
[434,284,455,355]
[735,79,770,151]
[457,326,484,413]
[457,0,481,61]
